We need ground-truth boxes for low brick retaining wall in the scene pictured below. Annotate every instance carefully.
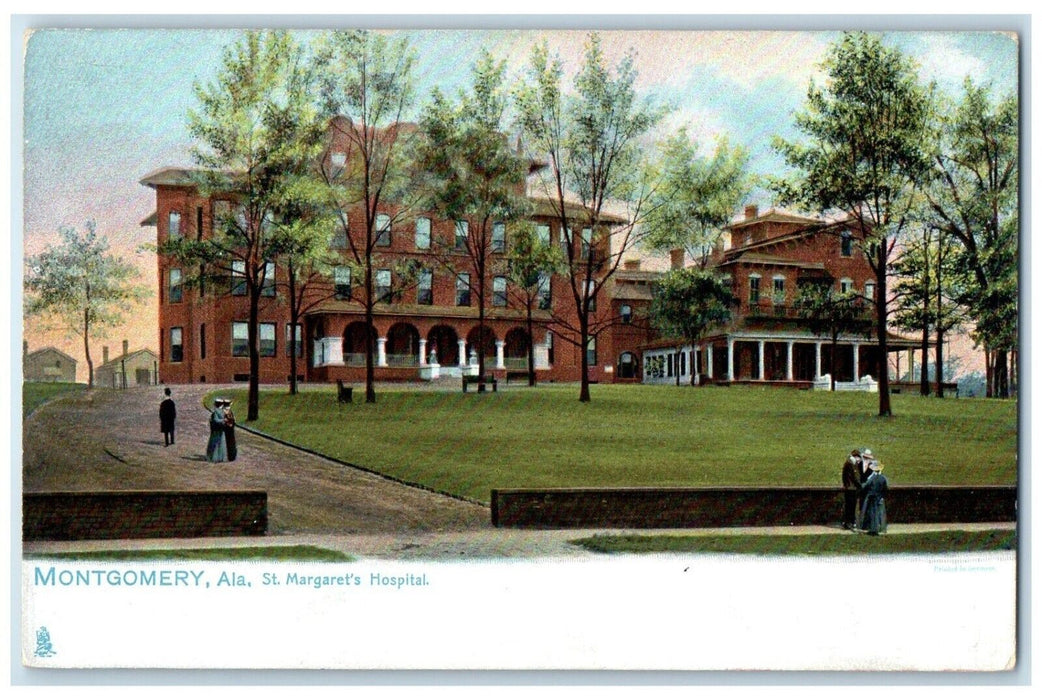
[23,491,268,541]
[491,486,1017,529]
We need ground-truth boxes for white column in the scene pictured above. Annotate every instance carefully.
[495,340,506,370]
[727,337,735,381]
[815,341,822,379]
[853,342,861,381]
[758,340,765,380]
[706,344,714,379]
[695,344,702,383]
[457,339,468,368]
[786,340,794,381]
[418,338,428,366]
[376,337,388,367]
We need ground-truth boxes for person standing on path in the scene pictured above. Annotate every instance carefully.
[223,398,237,462]
[859,460,888,535]
[841,448,864,530]
[159,387,177,446]
[206,398,228,463]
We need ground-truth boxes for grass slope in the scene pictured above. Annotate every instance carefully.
[224,384,1016,504]
[572,529,1017,555]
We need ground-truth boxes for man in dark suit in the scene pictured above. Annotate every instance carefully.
[841,448,864,530]
[159,387,177,446]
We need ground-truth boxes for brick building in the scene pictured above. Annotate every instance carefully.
[94,341,158,388]
[641,204,920,388]
[141,143,633,386]
[23,344,77,383]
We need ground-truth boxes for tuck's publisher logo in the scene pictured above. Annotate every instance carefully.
[34,627,56,658]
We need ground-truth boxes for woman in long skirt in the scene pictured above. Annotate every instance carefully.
[206,400,228,463]
[859,462,888,535]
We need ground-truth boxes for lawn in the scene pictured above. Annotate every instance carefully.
[221,384,1017,504]
[23,381,87,416]
[572,529,1017,555]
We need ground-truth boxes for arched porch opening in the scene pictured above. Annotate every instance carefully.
[343,321,376,367]
[386,322,420,367]
[427,325,459,366]
[504,327,531,370]
[618,351,638,379]
[466,325,497,366]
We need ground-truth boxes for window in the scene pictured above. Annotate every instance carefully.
[772,275,785,303]
[286,323,303,357]
[492,222,506,253]
[168,268,183,304]
[493,276,507,306]
[456,273,471,306]
[170,327,183,363]
[536,224,551,246]
[415,217,431,250]
[840,278,853,294]
[865,281,876,304]
[581,227,593,259]
[261,262,276,297]
[749,274,761,304]
[331,226,348,250]
[585,280,597,312]
[376,269,392,303]
[455,220,468,250]
[260,322,276,357]
[200,323,206,360]
[376,213,391,247]
[334,266,351,299]
[538,273,552,310]
[841,230,853,257]
[418,269,433,305]
[196,207,204,240]
[168,211,181,239]
[331,151,347,169]
[232,322,249,357]
[231,260,246,296]
[620,304,632,324]
[586,336,597,367]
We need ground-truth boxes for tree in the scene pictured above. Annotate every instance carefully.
[506,223,563,386]
[314,29,420,403]
[891,223,968,397]
[643,128,750,268]
[25,221,149,387]
[169,30,326,420]
[415,49,531,388]
[924,79,1017,398]
[794,283,872,392]
[516,33,662,402]
[648,268,734,386]
[774,32,933,416]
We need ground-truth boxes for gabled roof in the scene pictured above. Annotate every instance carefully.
[26,347,77,364]
[717,252,827,271]
[726,207,821,230]
[139,167,201,188]
[98,348,158,370]
[527,196,629,225]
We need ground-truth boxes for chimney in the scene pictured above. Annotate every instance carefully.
[122,340,129,358]
[745,204,759,220]
[670,248,685,270]
[624,259,641,271]
[103,346,109,364]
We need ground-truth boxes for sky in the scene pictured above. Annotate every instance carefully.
[16,24,1020,381]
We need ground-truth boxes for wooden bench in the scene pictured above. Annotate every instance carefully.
[336,379,353,404]
[462,374,497,392]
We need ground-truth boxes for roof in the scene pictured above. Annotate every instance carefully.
[140,211,157,227]
[717,253,827,271]
[25,347,77,364]
[139,167,202,188]
[726,207,821,230]
[97,348,158,370]
[527,196,629,226]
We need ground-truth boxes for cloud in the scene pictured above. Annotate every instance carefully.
[912,33,988,88]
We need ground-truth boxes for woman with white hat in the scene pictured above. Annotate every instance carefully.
[859,457,888,535]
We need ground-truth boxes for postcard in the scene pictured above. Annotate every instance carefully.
[14,17,1021,675]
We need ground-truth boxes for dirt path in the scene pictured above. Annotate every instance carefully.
[22,384,489,536]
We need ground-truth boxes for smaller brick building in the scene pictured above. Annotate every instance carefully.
[23,344,77,383]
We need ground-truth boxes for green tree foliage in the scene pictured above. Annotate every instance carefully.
[167,30,326,420]
[643,128,750,268]
[648,268,734,386]
[774,32,933,416]
[794,283,872,392]
[314,29,419,403]
[25,221,149,387]
[506,223,563,386]
[415,48,530,385]
[925,79,1017,398]
[891,223,968,397]
[516,33,662,402]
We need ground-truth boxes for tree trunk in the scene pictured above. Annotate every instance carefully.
[247,288,261,421]
[875,243,892,416]
[579,313,591,403]
[919,316,930,397]
[985,347,994,398]
[830,333,838,392]
[526,303,536,387]
[288,268,299,396]
[996,350,1009,399]
[934,328,945,398]
[364,266,376,404]
[83,306,94,388]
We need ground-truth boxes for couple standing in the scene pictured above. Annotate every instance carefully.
[206,398,238,463]
[841,447,888,535]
